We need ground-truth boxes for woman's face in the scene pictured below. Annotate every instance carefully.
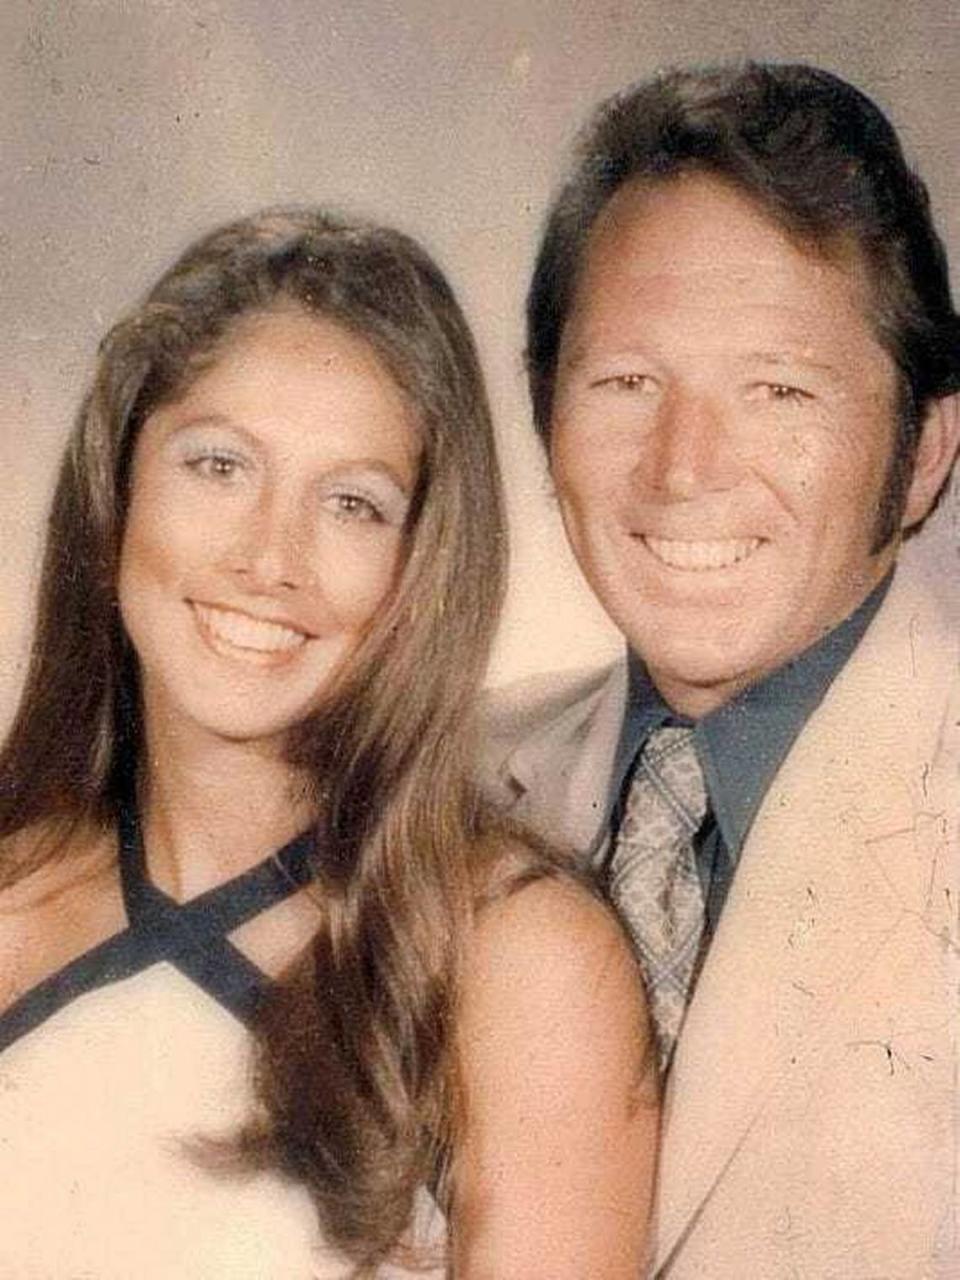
[119,305,420,750]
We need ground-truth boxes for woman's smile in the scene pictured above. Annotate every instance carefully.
[191,601,311,663]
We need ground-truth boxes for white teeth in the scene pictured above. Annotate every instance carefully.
[194,604,307,653]
[643,536,761,571]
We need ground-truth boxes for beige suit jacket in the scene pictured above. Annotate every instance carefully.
[483,568,959,1277]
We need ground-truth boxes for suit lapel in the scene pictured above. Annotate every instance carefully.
[498,662,628,862]
[653,572,953,1270]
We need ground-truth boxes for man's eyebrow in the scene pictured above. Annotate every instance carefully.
[555,342,591,372]
[557,341,647,373]
[558,345,848,378]
[743,350,841,375]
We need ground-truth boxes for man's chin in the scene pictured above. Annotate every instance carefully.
[637,640,775,718]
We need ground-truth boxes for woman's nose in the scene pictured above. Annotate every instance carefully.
[227,487,310,592]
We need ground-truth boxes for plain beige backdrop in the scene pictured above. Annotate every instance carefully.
[2,0,958,726]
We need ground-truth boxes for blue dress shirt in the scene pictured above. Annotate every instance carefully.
[606,572,893,937]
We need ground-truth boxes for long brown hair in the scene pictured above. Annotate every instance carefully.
[0,209,508,1270]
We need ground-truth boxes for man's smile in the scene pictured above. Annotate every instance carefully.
[639,535,762,571]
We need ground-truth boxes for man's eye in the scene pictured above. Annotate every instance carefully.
[600,373,653,392]
[764,383,812,404]
[327,492,383,522]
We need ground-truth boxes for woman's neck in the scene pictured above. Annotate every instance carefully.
[137,715,315,902]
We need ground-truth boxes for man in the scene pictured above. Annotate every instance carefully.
[485,64,960,1276]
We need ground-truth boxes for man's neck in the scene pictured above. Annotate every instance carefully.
[646,572,895,721]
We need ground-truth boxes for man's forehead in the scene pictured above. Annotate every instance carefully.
[564,172,881,348]
[584,172,861,280]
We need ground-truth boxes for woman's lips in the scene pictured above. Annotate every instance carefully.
[192,602,309,656]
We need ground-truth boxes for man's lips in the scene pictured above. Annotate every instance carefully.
[191,602,310,655]
[639,535,762,571]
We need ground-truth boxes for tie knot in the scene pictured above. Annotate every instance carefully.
[643,723,695,763]
[640,725,707,828]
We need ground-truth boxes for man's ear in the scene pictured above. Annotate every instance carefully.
[902,392,960,531]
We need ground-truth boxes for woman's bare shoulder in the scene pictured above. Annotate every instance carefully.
[472,867,637,988]
[0,819,121,1014]
[0,817,114,909]
[452,838,658,1278]
[463,832,653,1067]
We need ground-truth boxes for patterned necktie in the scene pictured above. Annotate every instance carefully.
[607,725,709,1072]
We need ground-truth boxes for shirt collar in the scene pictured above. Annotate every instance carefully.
[611,570,893,858]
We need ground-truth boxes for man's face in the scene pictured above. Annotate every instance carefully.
[550,174,921,717]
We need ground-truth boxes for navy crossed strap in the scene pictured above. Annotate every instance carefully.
[0,810,316,1054]
[116,804,316,1020]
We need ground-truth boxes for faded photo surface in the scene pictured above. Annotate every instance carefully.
[1,3,958,1277]
[2,0,957,716]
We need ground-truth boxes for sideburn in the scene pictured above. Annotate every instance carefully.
[870,380,921,554]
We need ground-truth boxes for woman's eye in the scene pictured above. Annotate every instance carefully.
[185,451,245,480]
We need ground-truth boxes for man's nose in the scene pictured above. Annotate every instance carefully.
[635,390,739,498]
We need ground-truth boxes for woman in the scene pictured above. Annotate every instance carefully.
[0,209,657,1277]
